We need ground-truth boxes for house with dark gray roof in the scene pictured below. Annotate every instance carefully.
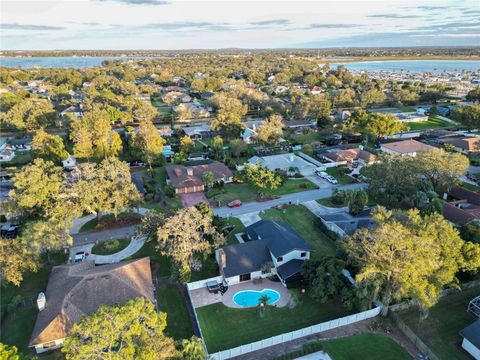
[460,320,480,359]
[216,220,311,286]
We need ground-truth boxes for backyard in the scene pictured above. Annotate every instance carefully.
[196,290,351,353]
[407,116,452,131]
[322,333,412,360]
[397,286,480,360]
[156,284,194,340]
[260,205,338,258]
[207,178,318,207]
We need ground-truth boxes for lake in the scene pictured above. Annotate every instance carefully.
[329,60,480,73]
[0,56,150,69]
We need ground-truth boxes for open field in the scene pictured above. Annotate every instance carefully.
[407,116,452,131]
[398,287,480,360]
[196,290,351,353]
[260,205,337,258]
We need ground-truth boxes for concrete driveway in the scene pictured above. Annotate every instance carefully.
[237,211,261,226]
[178,192,208,207]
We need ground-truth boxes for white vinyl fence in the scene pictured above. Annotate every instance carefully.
[207,305,383,360]
[187,276,223,291]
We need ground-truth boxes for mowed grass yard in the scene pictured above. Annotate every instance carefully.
[407,116,452,131]
[322,333,412,360]
[207,178,318,206]
[196,290,351,353]
[325,166,356,185]
[156,284,194,340]
[260,205,337,258]
[398,286,480,360]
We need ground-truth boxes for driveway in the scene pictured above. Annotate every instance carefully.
[178,192,208,207]
[213,183,366,217]
[305,175,333,188]
[237,211,261,226]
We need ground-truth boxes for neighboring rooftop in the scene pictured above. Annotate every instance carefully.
[381,139,435,155]
[30,258,154,347]
[165,161,233,189]
[460,320,480,350]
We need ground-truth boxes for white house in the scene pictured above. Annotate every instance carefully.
[460,320,480,360]
[216,220,311,286]
[247,153,317,176]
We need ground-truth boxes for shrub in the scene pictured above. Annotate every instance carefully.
[331,188,346,205]
[164,184,176,198]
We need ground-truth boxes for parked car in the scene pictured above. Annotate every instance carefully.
[227,200,242,208]
[0,221,21,238]
[74,252,86,263]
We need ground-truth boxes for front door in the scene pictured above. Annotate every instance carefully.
[239,273,251,282]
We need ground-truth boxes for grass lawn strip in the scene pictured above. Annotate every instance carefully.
[322,333,412,360]
[407,116,452,131]
[398,286,480,360]
[156,284,194,340]
[325,167,355,185]
[91,238,130,255]
[260,205,337,258]
[196,290,351,353]
[461,182,480,192]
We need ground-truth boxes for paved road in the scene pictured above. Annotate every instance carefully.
[72,225,137,246]
[213,183,366,217]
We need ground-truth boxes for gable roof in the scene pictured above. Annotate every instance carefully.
[448,186,480,205]
[30,258,154,347]
[440,136,480,151]
[381,140,435,154]
[323,148,376,163]
[460,320,480,349]
[246,220,311,257]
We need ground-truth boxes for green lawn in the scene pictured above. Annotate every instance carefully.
[461,182,480,192]
[156,284,194,340]
[322,333,412,360]
[223,217,246,245]
[207,179,318,207]
[91,239,130,255]
[287,132,325,145]
[10,151,33,165]
[398,287,480,360]
[325,167,355,185]
[407,116,452,131]
[197,290,351,353]
[260,205,337,258]
[79,218,98,232]
[316,198,345,208]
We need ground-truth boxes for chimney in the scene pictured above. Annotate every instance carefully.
[37,292,46,311]
[187,168,193,176]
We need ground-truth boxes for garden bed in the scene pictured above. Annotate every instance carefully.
[79,212,142,233]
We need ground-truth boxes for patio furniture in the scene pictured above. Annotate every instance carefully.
[206,280,220,294]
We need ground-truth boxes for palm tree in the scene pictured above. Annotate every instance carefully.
[259,295,270,318]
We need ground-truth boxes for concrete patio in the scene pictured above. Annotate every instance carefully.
[189,278,291,309]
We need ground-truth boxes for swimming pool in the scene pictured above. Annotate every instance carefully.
[233,289,280,307]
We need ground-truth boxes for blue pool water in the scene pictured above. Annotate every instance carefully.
[233,289,280,307]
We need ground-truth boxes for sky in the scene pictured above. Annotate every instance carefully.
[1,0,479,50]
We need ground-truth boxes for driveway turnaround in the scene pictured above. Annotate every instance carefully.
[72,225,137,246]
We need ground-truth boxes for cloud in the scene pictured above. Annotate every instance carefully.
[0,23,65,31]
[249,19,290,26]
[308,23,362,29]
[367,13,421,19]
[94,0,169,5]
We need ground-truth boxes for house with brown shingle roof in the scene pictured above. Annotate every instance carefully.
[442,186,480,225]
[322,147,376,165]
[165,161,233,194]
[29,258,154,354]
[380,139,435,157]
[439,136,480,154]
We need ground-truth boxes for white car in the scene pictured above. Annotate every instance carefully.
[74,252,86,263]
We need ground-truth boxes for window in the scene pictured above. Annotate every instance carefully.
[277,256,283,262]
[239,273,251,282]
[43,341,57,349]
[301,252,307,258]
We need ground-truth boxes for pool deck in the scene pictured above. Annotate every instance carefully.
[190,278,291,309]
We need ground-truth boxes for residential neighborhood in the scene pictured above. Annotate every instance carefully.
[1,10,480,360]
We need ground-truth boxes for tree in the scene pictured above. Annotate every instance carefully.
[466,87,480,102]
[0,98,56,130]
[229,139,248,158]
[201,171,215,188]
[343,189,368,215]
[301,257,346,303]
[452,103,480,130]
[211,135,224,160]
[460,222,480,244]
[32,129,68,164]
[258,295,270,318]
[0,237,39,286]
[343,207,480,316]
[72,158,141,221]
[256,114,284,145]
[131,119,165,172]
[360,88,386,108]
[62,297,176,360]
[10,158,64,218]
[157,207,219,278]
[136,211,165,241]
[180,135,194,154]
[211,94,247,138]
[69,119,94,160]
[0,343,27,360]
[360,113,407,142]
[178,336,207,360]
[243,162,282,191]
